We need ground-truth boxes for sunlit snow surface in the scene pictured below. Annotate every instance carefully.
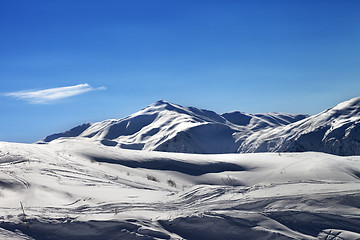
[39,100,309,154]
[39,97,360,156]
[1,139,360,239]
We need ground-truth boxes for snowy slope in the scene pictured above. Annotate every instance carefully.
[39,97,360,156]
[240,97,360,156]
[1,139,360,239]
[222,111,308,130]
[40,100,307,154]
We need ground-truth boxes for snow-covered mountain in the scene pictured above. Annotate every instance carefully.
[221,111,308,130]
[40,97,360,156]
[239,97,360,156]
[40,100,308,154]
[2,98,360,239]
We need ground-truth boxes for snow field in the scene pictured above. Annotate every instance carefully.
[1,139,360,239]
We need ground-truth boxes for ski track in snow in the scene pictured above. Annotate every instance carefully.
[1,139,360,239]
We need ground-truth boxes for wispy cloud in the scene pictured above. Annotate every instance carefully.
[4,83,106,104]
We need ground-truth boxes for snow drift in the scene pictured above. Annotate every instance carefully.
[1,139,360,239]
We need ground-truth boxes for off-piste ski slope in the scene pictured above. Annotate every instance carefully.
[1,97,360,239]
[1,140,360,239]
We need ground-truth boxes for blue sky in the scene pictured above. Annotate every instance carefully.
[1,0,359,143]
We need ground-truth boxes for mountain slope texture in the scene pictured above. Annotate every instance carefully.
[1,140,360,239]
[2,97,360,239]
[40,97,360,156]
[239,97,360,156]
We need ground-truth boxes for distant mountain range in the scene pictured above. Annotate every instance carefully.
[40,97,360,156]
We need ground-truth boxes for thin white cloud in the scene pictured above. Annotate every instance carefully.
[4,83,106,104]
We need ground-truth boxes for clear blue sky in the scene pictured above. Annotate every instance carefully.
[1,0,359,143]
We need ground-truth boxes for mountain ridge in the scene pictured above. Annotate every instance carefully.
[239,97,360,156]
[40,97,360,156]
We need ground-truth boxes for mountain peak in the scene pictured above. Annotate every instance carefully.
[39,97,360,156]
[152,99,172,107]
[333,96,360,111]
[143,100,189,116]
[239,97,360,156]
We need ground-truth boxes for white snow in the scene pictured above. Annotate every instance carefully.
[38,97,360,156]
[1,138,360,239]
[39,100,308,154]
[239,97,360,155]
[2,97,360,239]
